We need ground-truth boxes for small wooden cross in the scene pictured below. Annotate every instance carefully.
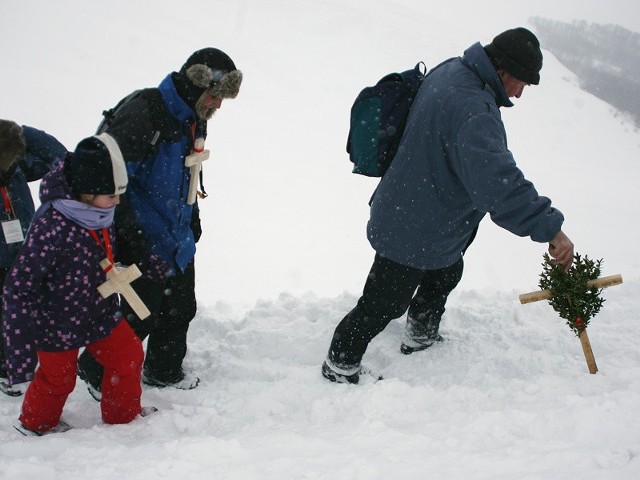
[97,258,151,320]
[184,138,209,205]
[519,274,623,374]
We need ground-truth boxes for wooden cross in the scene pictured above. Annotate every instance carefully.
[97,258,151,320]
[184,138,209,205]
[519,274,623,374]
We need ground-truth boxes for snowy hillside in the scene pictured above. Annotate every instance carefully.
[1,1,640,479]
[2,284,640,479]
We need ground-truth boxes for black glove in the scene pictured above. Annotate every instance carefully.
[190,200,202,243]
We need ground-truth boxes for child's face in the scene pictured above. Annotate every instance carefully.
[78,194,120,208]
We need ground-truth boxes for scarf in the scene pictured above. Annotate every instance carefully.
[34,199,115,230]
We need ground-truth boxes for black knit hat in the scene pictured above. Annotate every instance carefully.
[180,47,237,76]
[485,27,543,85]
[174,47,243,110]
[70,133,127,196]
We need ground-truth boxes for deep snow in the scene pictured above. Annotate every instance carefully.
[1,1,640,479]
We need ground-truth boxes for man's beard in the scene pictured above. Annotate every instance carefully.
[195,95,217,121]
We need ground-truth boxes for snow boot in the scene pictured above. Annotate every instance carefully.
[140,406,158,417]
[322,361,360,384]
[77,359,102,401]
[142,370,199,390]
[321,360,383,385]
[0,376,25,397]
[14,420,73,436]
[400,334,444,355]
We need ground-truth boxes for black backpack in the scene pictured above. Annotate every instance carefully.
[346,62,426,177]
[95,88,164,148]
[95,89,168,166]
[97,89,142,134]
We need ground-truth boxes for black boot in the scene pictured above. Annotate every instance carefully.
[77,350,103,401]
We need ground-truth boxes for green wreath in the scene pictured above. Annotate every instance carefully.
[538,252,605,336]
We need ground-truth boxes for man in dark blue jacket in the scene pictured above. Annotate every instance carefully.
[0,120,66,396]
[322,28,574,384]
[77,48,242,396]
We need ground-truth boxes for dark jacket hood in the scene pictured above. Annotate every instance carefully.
[39,154,75,204]
[461,42,513,108]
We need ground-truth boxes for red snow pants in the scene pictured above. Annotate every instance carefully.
[19,319,143,433]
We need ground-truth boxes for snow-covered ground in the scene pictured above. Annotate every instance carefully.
[1,1,639,479]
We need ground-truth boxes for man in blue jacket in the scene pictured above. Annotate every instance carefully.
[77,48,242,396]
[0,120,66,396]
[322,28,575,384]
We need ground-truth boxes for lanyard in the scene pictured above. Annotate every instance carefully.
[1,187,15,219]
[87,228,114,272]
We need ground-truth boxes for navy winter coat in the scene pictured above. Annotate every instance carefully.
[0,126,65,268]
[368,43,565,270]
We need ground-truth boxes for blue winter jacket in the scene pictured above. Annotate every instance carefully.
[367,43,565,270]
[105,75,200,272]
[0,126,66,268]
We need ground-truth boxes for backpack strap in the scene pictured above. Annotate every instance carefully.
[96,90,144,135]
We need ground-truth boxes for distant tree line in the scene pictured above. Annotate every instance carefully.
[530,17,640,127]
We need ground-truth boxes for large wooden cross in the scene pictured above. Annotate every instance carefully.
[97,258,151,320]
[519,274,623,374]
[184,138,209,205]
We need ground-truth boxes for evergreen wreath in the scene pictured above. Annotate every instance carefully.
[538,252,605,336]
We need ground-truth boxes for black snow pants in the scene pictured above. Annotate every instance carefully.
[327,253,463,368]
[78,261,197,388]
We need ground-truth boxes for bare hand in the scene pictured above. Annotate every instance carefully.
[548,230,574,272]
